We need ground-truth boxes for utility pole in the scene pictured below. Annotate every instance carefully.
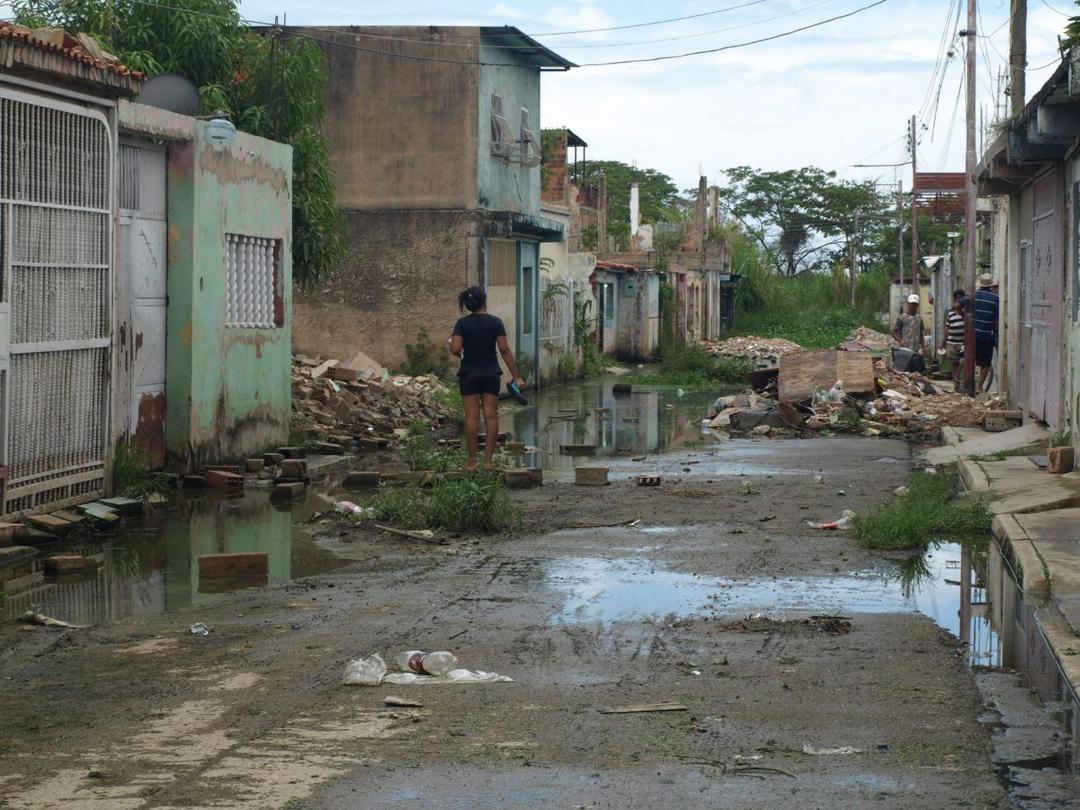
[897,181,904,289]
[910,115,919,295]
[849,214,859,307]
[963,0,978,395]
[1009,0,1027,118]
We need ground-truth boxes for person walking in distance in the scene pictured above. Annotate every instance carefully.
[973,273,1000,393]
[941,289,967,387]
[892,293,927,372]
[447,286,526,471]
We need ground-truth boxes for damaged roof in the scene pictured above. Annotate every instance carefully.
[0,22,143,95]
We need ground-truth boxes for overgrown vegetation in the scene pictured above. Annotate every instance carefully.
[625,344,753,387]
[401,328,450,378]
[403,434,468,472]
[573,297,604,377]
[657,281,676,357]
[14,0,345,285]
[852,471,992,551]
[112,440,171,501]
[369,473,518,533]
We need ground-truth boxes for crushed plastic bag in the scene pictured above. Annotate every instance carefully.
[383,668,514,685]
[342,653,387,686]
[806,509,856,530]
[335,501,375,519]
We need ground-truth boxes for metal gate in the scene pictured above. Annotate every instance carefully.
[0,86,113,515]
[1030,170,1063,428]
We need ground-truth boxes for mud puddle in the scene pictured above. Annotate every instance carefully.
[1,490,344,626]
[549,541,1000,665]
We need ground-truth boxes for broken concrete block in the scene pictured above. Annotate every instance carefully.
[271,482,306,500]
[279,446,307,459]
[26,514,74,536]
[344,471,380,487]
[263,452,285,467]
[560,444,597,456]
[198,552,269,579]
[205,469,244,493]
[575,467,610,487]
[44,555,99,574]
[204,464,242,475]
[77,503,120,523]
[1048,446,1074,475]
[527,468,544,486]
[245,458,266,473]
[99,497,144,516]
[0,521,24,544]
[280,459,308,479]
[0,545,37,567]
[503,469,532,489]
[51,510,87,526]
[315,441,344,455]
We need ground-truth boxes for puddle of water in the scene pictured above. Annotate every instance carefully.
[1,489,344,626]
[548,541,1001,665]
[507,380,730,473]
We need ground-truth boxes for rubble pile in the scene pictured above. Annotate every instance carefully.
[838,326,898,353]
[708,351,1006,439]
[702,336,803,361]
[291,355,458,444]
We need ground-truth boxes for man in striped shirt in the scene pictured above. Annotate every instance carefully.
[940,289,967,386]
[974,274,999,391]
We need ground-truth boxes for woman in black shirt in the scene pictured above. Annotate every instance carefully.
[448,286,525,470]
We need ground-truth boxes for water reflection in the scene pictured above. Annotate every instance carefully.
[1,492,341,626]
[509,381,726,473]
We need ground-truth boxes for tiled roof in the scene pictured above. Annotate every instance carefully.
[0,23,144,91]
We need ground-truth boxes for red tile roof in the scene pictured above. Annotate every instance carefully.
[0,23,144,83]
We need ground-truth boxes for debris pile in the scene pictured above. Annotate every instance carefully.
[707,348,1006,439]
[702,336,803,361]
[291,355,458,444]
[837,326,898,353]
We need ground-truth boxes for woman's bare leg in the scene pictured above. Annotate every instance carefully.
[463,394,480,470]
[481,394,500,468]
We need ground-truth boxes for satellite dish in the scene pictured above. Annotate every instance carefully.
[135,74,202,116]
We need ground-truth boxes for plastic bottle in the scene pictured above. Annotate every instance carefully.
[394,650,459,676]
[342,653,387,686]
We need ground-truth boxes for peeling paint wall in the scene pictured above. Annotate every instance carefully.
[166,123,293,466]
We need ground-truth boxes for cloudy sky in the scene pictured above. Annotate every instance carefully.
[4,0,1072,189]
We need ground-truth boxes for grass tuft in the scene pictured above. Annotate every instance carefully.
[369,472,518,534]
[625,344,753,387]
[852,471,991,551]
[112,440,171,502]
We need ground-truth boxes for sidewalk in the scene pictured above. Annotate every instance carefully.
[940,426,1080,700]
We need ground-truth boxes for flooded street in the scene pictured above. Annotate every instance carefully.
[1,381,1076,808]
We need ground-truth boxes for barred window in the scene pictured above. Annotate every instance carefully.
[226,234,281,328]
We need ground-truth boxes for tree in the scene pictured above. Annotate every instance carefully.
[573,160,684,250]
[13,0,345,286]
[720,166,893,277]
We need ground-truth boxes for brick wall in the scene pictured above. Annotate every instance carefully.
[541,130,568,203]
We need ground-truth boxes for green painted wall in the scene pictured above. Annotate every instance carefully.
[166,123,293,466]
[477,45,542,215]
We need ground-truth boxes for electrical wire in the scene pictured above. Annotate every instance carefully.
[1037,0,1073,17]
[527,0,770,36]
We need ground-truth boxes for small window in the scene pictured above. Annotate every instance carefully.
[603,282,615,321]
[226,234,282,328]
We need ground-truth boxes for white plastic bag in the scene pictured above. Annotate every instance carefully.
[342,653,387,686]
[383,668,514,685]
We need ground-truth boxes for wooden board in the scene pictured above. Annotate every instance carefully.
[598,703,687,714]
[778,351,875,403]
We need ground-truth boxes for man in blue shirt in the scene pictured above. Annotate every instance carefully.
[973,273,999,392]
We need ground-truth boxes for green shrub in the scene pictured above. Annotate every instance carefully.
[403,435,468,472]
[370,485,430,530]
[368,473,518,534]
[112,440,171,501]
[852,471,991,551]
[625,344,753,386]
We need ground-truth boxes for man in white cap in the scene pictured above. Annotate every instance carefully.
[973,273,999,391]
[891,293,926,372]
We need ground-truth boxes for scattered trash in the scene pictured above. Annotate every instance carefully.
[384,696,423,708]
[806,510,856,530]
[342,653,387,686]
[335,500,375,519]
[19,611,86,629]
[394,650,459,676]
[373,524,442,544]
[635,474,662,487]
[189,622,212,636]
[598,703,688,714]
[813,474,824,483]
[801,743,865,756]
[759,514,776,522]
[702,336,803,361]
[893,486,909,496]
[383,668,513,685]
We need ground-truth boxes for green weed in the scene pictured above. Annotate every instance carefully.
[370,485,429,530]
[625,344,753,387]
[852,471,991,551]
[403,435,470,473]
[112,440,171,502]
[368,473,518,534]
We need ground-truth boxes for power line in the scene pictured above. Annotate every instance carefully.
[529,0,770,36]
[1037,0,1073,17]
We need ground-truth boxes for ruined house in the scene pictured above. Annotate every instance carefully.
[289,26,574,385]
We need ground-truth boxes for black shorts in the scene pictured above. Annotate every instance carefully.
[459,372,501,397]
[975,340,995,367]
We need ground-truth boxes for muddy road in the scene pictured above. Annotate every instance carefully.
[0,436,1009,808]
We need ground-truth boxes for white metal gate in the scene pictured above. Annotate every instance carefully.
[0,86,113,515]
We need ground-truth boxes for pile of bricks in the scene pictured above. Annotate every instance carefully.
[291,355,458,445]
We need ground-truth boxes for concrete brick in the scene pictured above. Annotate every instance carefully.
[503,469,532,489]
[205,469,244,492]
[279,446,307,459]
[344,471,380,487]
[44,555,99,574]
[0,521,23,544]
[263,452,285,466]
[575,467,609,487]
[280,459,308,478]
[26,514,73,536]
[1048,446,1074,474]
[99,497,144,515]
[271,482,306,500]
[245,458,266,473]
[0,545,37,568]
[198,552,269,579]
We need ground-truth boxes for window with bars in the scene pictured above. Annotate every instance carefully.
[225,234,282,328]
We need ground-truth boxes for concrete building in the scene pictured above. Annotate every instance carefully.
[290,26,574,385]
[0,23,293,516]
